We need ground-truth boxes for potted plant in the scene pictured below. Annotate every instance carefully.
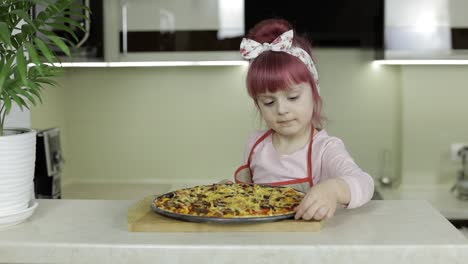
[0,0,88,228]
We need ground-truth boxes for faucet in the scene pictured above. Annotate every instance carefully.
[451,146,468,194]
[458,147,468,180]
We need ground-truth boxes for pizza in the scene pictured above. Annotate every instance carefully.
[152,183,305,219]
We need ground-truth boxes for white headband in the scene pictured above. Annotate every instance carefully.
[240,30,320,92]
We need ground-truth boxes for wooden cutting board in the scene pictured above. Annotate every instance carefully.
[127,195,323,232]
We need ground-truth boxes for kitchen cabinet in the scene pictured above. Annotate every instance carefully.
[104,0,243,63]
[382,0,468,60]
[59,0,384,64]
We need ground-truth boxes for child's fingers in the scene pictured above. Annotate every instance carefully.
[296,200,321,220]
[326,205,336,219]
[294,198,311,219]
[314,206,329,220]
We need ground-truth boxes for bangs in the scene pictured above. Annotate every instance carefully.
[246,52,314,98]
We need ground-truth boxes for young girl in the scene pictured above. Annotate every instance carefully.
[234,19,375,221]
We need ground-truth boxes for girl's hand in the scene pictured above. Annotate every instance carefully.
[294,178,350,221]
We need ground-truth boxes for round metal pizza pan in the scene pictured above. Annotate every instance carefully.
[150,195,295,224]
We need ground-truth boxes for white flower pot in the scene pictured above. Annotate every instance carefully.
[0,128,38,229]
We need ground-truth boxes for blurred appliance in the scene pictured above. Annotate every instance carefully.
[451,146,468,200]
[34,128,64,199]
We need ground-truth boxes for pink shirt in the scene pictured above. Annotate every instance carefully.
[241,129,374,209]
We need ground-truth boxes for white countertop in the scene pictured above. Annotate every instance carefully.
[62,181,468,220]
[378,184,468,220]
[0,199,467,264]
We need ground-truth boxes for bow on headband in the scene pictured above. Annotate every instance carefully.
[240,30,320,92]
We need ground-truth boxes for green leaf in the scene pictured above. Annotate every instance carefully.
[63,11,90,21]
[11,10,40,32]
[21,24,34,35]
[31,0,56,5]
[36,78,58,86]
[25,43,44,75]
[7,89,27,110]
[0,56,14,95]
[14,87,36,106]
[70,4,92,13]
[46,3,61,14]
[44,22,79,42]
[10,36,20,49]
[43,34,70,57]
[36,11,48,21]
[54,17,85,32]
[26,85,43,104]
[16,48,28,86]
[0,22,12,47]
[34,36,56,63]
[3,93,12,116]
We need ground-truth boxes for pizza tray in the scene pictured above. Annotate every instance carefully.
[129,195,324,232]
[151,197,294,223]
[150,186,300,224]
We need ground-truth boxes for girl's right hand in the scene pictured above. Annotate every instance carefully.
[293,179,342,221]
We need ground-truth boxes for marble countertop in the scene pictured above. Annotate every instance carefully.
[377,184,468,220]
[0,199,467,264]
[62,181,468,220]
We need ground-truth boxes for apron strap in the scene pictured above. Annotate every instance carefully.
[306,128,314,187]
[247,130,273,167]
[236,127,315,187]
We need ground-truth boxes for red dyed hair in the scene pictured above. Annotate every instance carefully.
[245,19,324,128]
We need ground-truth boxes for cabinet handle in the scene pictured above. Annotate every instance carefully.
[121,0,128,55]
[76,0,91,48]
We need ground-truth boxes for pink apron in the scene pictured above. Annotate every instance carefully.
[234,129,314,193]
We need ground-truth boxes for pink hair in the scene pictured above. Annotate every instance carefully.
[245,19,324,128]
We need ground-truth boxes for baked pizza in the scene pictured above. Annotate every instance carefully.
[152,183,304,219]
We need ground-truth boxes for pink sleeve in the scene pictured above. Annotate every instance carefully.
[320,139,375,209]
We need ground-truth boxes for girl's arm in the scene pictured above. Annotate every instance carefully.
[320,138,375,209]
[294,138,374,221]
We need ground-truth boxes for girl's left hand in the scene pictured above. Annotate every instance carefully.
[293,179,340,221]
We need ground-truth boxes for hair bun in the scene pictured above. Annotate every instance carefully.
[247,18,293,44]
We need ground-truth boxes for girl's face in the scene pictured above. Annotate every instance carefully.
[256,82,314,137]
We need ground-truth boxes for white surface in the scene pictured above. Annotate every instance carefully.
[62,182,468,220]
[378,184,468,220]
[0,129,37,222]
[3,104,30,128]
[0,199,467,264]
[0,201,38,230]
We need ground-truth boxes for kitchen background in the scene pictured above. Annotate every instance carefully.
[25,53,468,189]
[5,0,468,200]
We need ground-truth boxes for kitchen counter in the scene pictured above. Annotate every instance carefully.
[1,199,467,264]
[378,184,468,220]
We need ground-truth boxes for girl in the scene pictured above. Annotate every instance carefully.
[234,19,375,221]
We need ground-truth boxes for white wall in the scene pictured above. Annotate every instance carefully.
[401,65,468,186]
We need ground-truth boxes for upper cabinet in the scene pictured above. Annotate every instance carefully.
[383,0,468,60]
[44,0,385,64]
[245,0,383,49]
[112,0,245,62]
[36,0,468,64]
